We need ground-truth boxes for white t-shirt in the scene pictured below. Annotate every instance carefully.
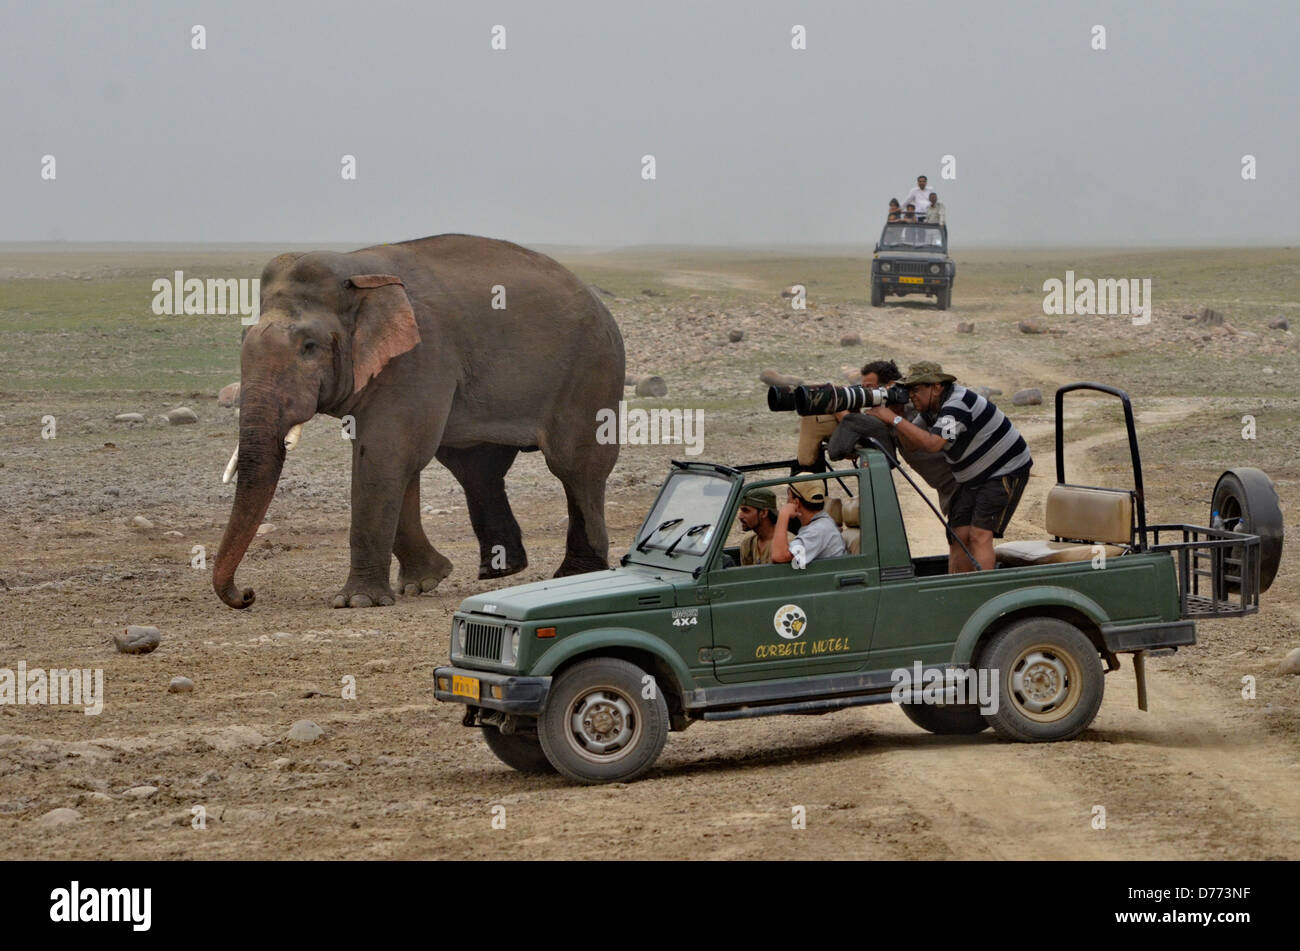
[904,186,932,213]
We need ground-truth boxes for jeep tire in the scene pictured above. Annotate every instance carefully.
[1211,468,1284,593]
[981,618,1104,742]
[900,701,989,734]
[481,723,556,774]
[538,657,669,784]
[936,285,951,310]
[871,281,884,307]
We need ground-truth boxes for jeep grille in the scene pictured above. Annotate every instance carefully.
[463,620,504,662]
[894,261,932,276]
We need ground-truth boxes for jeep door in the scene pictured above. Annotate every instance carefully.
[702,475,881,682]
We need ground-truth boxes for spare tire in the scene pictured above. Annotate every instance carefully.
[1211,468,1284,593]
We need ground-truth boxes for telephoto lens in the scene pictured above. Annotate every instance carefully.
[766,385,799,412]
[794,383,907,415]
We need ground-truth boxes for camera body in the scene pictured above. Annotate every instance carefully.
[791,382,909,416]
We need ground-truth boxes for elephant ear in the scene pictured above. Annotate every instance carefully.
[346,274,421,393]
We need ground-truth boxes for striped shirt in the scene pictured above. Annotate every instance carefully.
[928,385,1032,483]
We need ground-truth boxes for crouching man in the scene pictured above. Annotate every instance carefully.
[865,362,1031,572]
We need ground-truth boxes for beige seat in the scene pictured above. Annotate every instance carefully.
[825,496,843,526]
[995,484,1132,567]
[840,498,861,555]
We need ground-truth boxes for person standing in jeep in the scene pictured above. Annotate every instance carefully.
[866,362,1032,573]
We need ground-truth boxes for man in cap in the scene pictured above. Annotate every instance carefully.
[826,359,958,516]
[771,479,847,569]
[865,361,1032,572]
[736,486,790,565]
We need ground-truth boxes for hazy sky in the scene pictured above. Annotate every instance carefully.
[3,0,1296,247]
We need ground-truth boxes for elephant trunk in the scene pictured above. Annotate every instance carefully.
[213,399,287,609]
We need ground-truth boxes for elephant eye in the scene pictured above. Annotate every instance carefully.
[301,340,318,354]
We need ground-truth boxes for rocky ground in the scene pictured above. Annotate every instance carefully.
[1,246,1297,859]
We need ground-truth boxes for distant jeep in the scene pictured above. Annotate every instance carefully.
[870,221,954,309]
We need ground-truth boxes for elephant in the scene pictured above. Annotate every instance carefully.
[213,234,625,609]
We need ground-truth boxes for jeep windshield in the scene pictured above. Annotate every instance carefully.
[879,223,946,250]
[628,467,737,571]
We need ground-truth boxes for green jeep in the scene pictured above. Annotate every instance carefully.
[871,220,954,309]
[434,384,1282,784]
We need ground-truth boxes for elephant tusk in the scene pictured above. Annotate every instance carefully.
[284,422,304,451]
[222,445,239,484]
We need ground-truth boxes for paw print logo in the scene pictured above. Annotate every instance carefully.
[773,604,808,640]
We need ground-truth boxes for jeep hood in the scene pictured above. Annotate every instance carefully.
[458,564,682,621]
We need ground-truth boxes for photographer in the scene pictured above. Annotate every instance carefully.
[864,362,1031,573]
[826,360,958,516]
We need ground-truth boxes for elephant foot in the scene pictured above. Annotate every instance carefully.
[478,557,527,581]
[397,550,454,597]
[553,555,608,578]
[331,575,397,609]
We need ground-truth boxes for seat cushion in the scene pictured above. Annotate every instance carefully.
[1045,484,1133,545]
[841,527,861,555]
[826,497,843,526]
[841,498,860,528]
[995,540,1125,567]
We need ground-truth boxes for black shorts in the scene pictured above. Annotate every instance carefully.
[948,465,1031,537]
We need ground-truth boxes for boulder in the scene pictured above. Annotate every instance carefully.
[113,412,145,423]
[727,329,745,343]
[36,807,81,827]
[956,322,975,334]
[1012,388,1043,406]
[1267,316,1289,331]
[626,375,668,397]
[217,382,241,408]
[759,369,802,387]
[1279,647,1300,675]
[840,333,862,347]
[163,407,198,425]
[167,676,195,693]
[286,720,325,743]
[131,515,154,530]
[114,625,161,655]
[1018,319,1048,334]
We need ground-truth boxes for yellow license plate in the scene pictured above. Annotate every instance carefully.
[451,675,480,700]
[899,276,924,284]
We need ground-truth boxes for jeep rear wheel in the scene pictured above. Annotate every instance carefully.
[936,285,951,310]
[871,281,884,307]
[900,701,988,734]
[981,618,1104,742]
[481,723,556,774]
[538,658,669,784]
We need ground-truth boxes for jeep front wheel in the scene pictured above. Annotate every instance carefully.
[538,658,669,784]
[981,618,1104,742]
[871,281,884,307]
[936,285,951,310]
[481,723,556,774]
[900,701,988,734]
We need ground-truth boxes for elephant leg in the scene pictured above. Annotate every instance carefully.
[333,410,443,609]
[543,438,616,577]
[393,474,454,596]
[435,443,527,580]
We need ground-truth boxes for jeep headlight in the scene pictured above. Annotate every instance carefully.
[880,262,892,272]
[502,625,521,665]
[929,263,940,274]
